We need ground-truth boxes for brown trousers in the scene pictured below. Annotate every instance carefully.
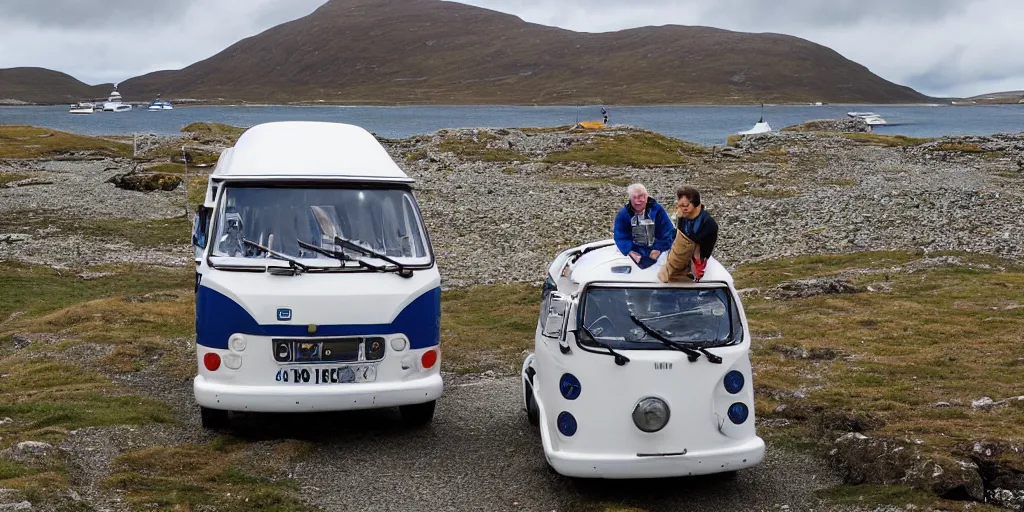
[658,230,696,283]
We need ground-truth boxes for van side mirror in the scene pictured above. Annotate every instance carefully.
[542,292,570,339]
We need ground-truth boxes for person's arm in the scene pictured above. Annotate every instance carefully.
[652,204,675,253]
[613,209,634,256]
[691,216,719,261]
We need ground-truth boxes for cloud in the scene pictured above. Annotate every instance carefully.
[0,0,327,84]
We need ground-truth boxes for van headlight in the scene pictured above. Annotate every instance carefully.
[632,397,670,433]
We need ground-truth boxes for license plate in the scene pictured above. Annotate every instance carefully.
[274,364,377,384]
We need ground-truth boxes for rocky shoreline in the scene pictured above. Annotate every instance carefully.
[2,125,1023,285]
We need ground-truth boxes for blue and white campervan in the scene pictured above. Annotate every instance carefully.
[191,121,442,429]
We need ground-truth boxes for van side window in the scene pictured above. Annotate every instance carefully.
[193,206,211,249]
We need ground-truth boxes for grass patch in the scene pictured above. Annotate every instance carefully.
[143,162,188,174]
[520,125,575,134]
[0,125,131,159]
[441,284,539,373]
[0,262,191,322]
[544,130,705,167]
[725,134,742,147]
[0,359,174,448]
[0,212,190,248]
[0,172,32,186]
[405,149,428,161]
[737,251,1024,501]
[106,441,314,511]
[815,484,1002,511]
[933,142,987,153]
[549,176,632,188]
[438,132,528,162]
[837,133,933,147]
[181,122,247,143]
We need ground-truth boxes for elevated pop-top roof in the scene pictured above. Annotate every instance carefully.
[210,121,411,182]
[551,241,733,289]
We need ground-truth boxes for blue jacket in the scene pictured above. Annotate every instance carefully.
[614,198,675,261]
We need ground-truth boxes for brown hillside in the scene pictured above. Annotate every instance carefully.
[119,0,928,104]
[0,67,112,104]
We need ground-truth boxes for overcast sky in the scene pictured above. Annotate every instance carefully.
[1,0,1021,98]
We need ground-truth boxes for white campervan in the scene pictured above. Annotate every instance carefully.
[522,240,764,478]
[191,121,441,429]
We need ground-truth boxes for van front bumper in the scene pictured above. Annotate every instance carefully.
[546,437,765,479]
[193,373,443,413]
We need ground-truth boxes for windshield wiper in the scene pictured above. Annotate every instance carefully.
[241,238,309,275]
[334,236,414,278]
[629,314,721,364]
[296,240,388,273]
[576,325,630,366]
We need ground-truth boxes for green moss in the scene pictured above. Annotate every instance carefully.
[544,130,705,167]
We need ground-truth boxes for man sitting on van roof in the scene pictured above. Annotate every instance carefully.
[613,183,675,269]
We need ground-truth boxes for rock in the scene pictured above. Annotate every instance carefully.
[934,402,951,408]
[972,397,995,409]
[782,118,871,133]
[10,335,30,350]
[13,441,53,456]
[107,172,183,192]
[773,277,865,299]
[0,502,32,511]
[0,418,11,426]
[833,433,984,501]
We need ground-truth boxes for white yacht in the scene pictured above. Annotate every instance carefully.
[847,111,887,126]
[148,95,173,111]
[102,87,132,112]
[69,102,95,114]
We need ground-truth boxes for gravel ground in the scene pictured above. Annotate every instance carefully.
[4,127,1023,511]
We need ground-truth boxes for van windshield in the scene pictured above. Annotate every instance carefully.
[210,185,432,266]
[580,286,741,349]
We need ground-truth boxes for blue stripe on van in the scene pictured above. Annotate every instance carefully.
[196,286,441,350]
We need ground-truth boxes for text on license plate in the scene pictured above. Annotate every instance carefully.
[275,364,377,384]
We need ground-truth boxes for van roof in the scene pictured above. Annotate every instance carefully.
[209,121,412,183]
[552,242,734,289]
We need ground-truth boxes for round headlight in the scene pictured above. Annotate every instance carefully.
[728,402,749,424]
[559,373,581,400]
[724,370,744,394]
[632,397,670,433]
[557,411,577,437]
[390,336,408,352]
[228,334,247,352]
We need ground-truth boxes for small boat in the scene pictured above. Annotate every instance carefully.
[738,104,772,134]
[847,112,887,126]
[102,87,132,112]
[148,95,173,111]
[69,102,95,114]
[738,118,772,135]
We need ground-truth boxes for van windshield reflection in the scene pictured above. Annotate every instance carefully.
[210,185,432,267]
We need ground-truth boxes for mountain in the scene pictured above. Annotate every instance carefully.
[12,0,931,105]
[0,67,112,104]
[955,90,1024,105]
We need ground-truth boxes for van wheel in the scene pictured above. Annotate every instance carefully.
[524,381,540,427]
[200,407,229,430]
[400,400,436,427]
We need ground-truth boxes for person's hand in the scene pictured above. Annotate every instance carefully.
[629,251,641,263]
[649,250,661,260]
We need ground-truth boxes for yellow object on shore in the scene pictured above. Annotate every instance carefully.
[577,121,605,129]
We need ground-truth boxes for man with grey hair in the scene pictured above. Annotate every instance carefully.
[613,183,675,269]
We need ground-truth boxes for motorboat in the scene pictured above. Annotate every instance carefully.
[738,105,772,135]
[102,87,132,112]
[148,95,173,111]
[69,102,95,114]
[738,117,771,135]
[847,112,887,126]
